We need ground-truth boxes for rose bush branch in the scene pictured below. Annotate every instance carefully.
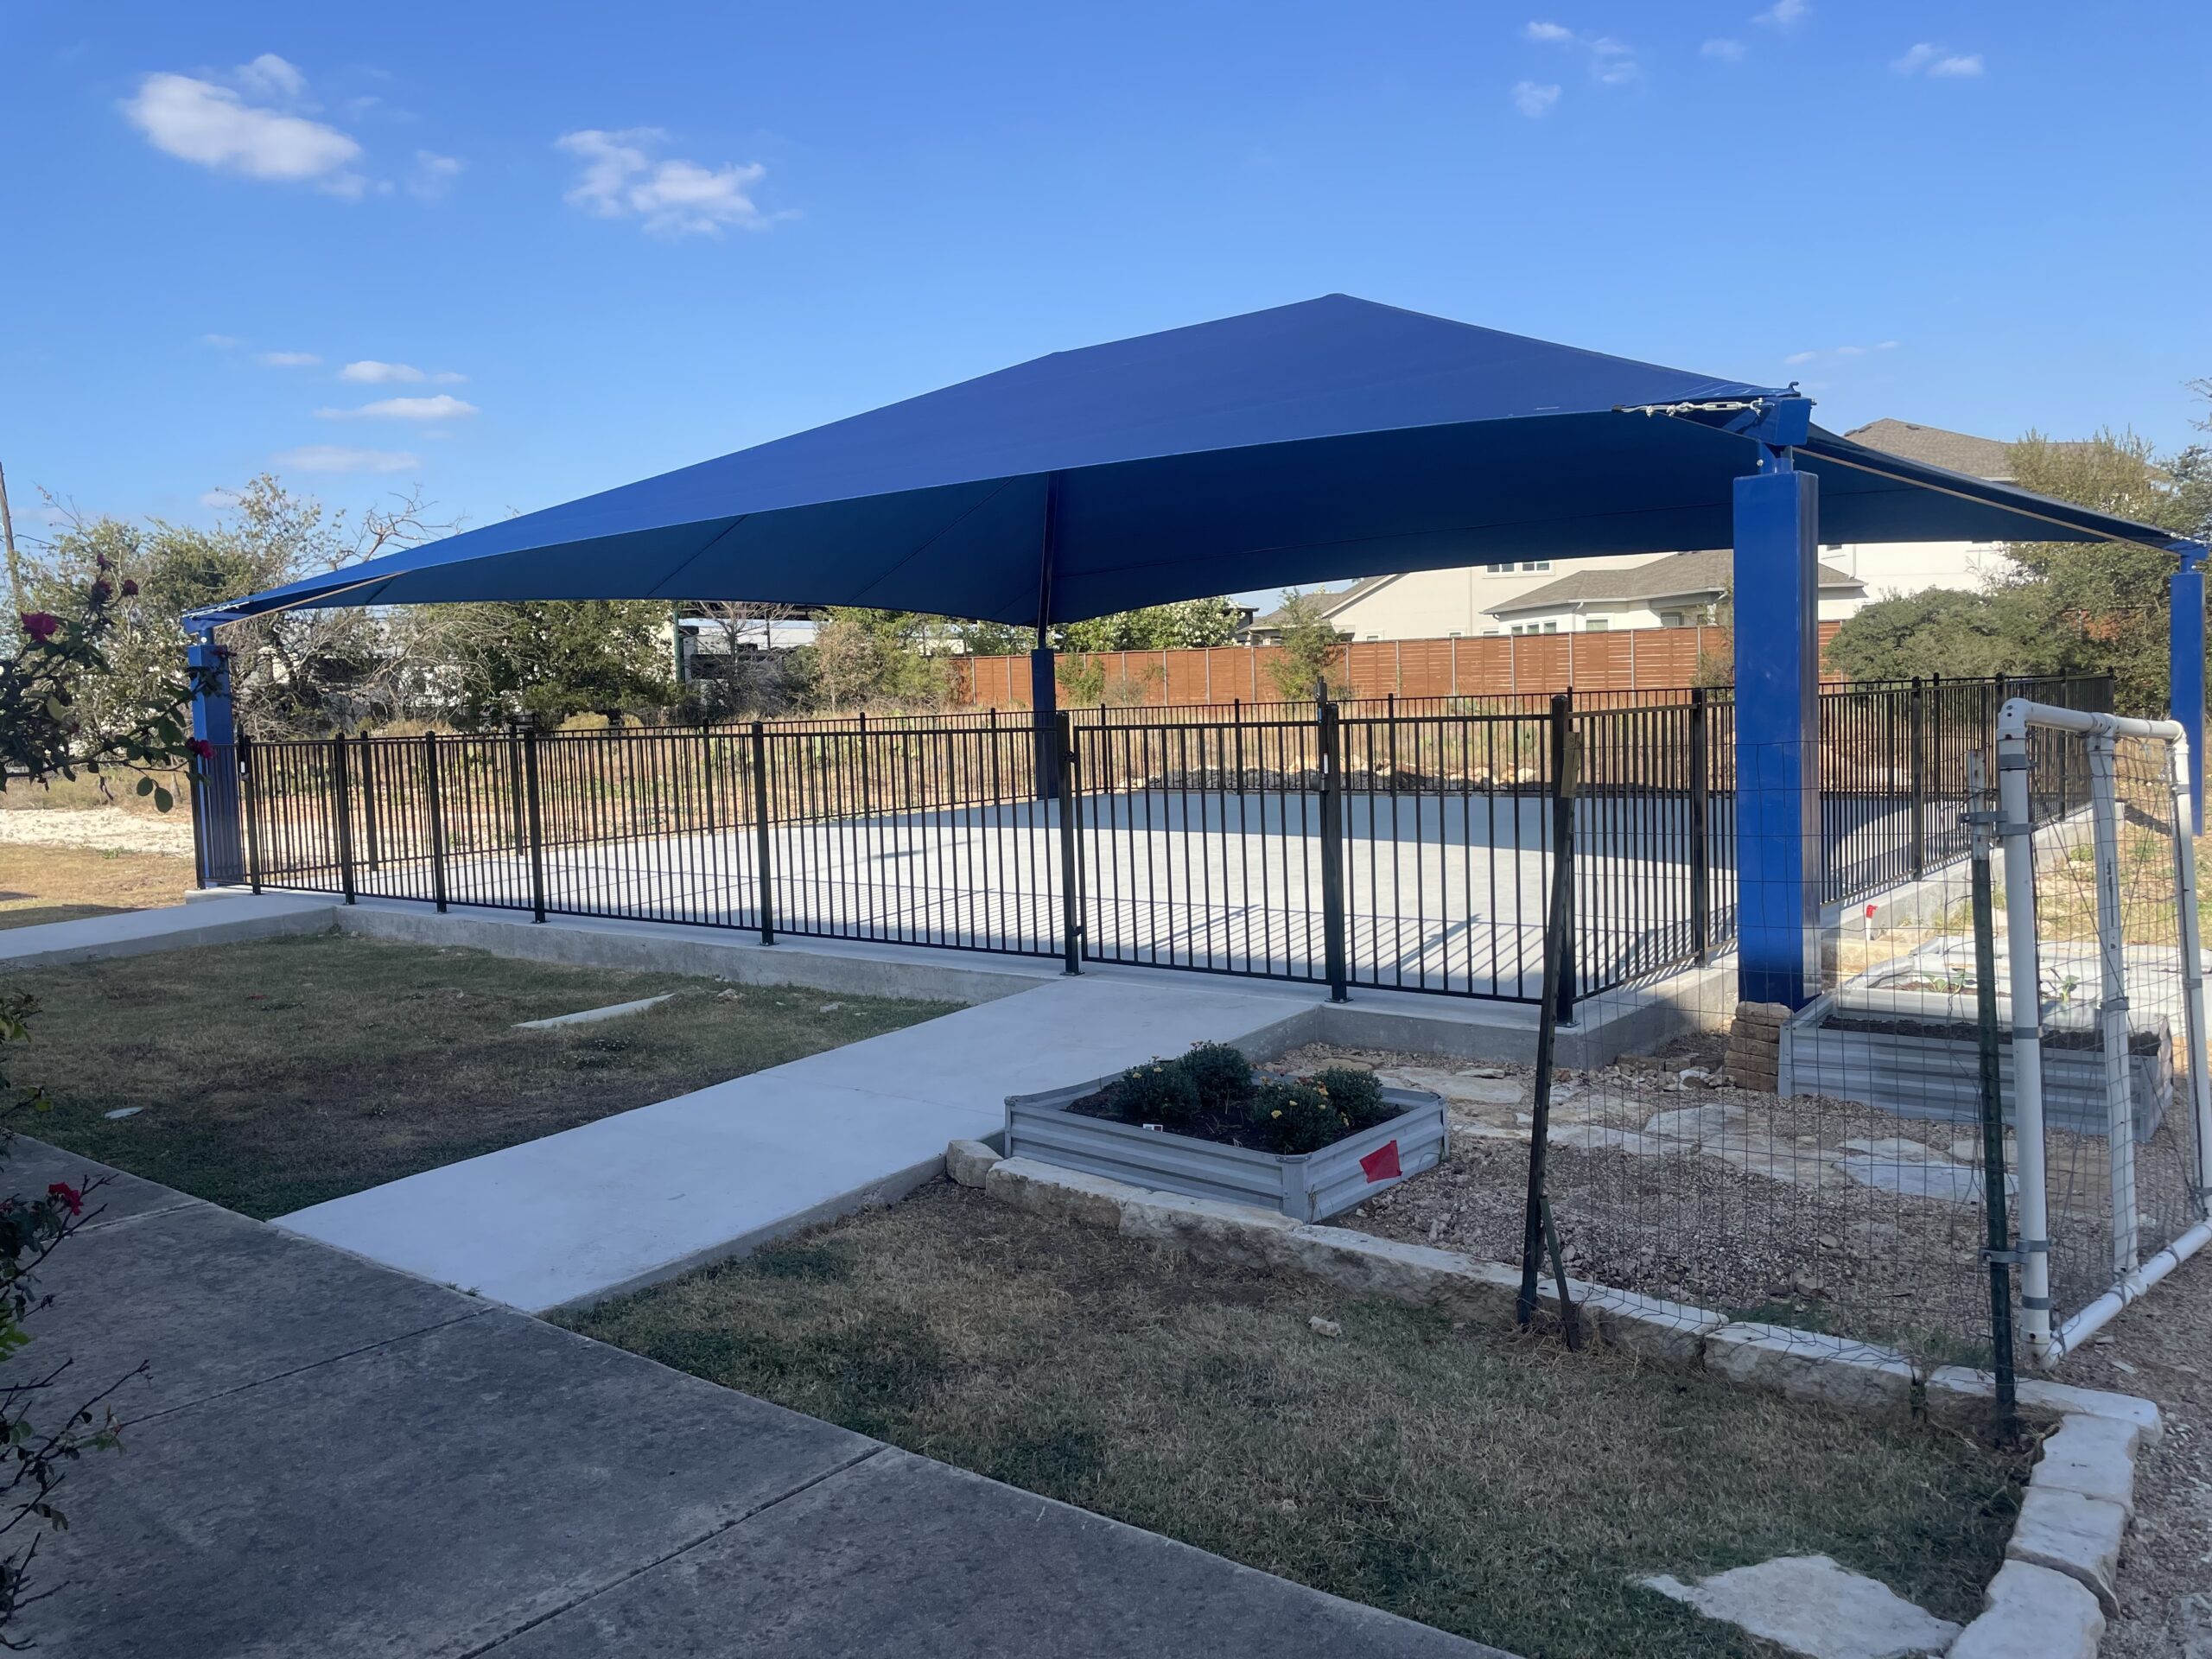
[3,557,214,808]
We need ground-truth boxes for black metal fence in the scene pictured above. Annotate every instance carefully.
[197,673,2105,1009]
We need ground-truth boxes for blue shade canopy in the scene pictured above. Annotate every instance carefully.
[196,295,2197,626]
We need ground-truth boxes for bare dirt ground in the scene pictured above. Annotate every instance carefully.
[0,806,196,857]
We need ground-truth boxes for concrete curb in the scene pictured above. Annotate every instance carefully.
[968,1151,2156,1658]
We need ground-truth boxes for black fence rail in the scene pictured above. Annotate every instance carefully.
[201,673,2106,1008]
[1816,673,2110,905]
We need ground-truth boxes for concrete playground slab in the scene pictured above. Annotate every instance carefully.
[3,1145,1502,1658]
[276,972,1309,1313]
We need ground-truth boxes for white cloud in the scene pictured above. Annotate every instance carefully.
[317,393,477,421]
[1511,81,1562,118]
[1702,39,1747,63]
[256,350,320,367]
[123,61,363,194]
[200,488,242,510]
[1754,0,1809,28]
[430,370,467,384]
[1520,23,1640,87]
[340,359,425,383]
[233,53,308,103]
[409,149,462,200]
[273,445,419,474]
[201,333,240,349]
[556,128,772,236]
[1893,42,1983,77]
[1784,341,1901,366]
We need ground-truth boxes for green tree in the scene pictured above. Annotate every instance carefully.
[31,476,438,737]
[1058,597,1243,652]
[418,600,677,726]
[1821,588,2010,682]
[1263,589,1349,700]
[805,608,950,711]
[950,620,1036,656]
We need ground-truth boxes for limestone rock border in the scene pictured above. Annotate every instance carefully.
[959,1147,2154,1659]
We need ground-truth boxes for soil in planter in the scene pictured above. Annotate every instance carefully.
[1824,1012,2162,1054]
[1066,1046,1396,1155]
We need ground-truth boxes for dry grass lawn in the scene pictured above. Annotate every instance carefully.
[565,1182,2030,1659]
[0,843,194,930]
[8,931,957,1217]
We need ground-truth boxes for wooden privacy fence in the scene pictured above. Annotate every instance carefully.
[950,621,1846,709]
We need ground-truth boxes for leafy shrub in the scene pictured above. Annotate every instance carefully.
[1116,1059,1201,1127]
[1180,1042,1253,1113]
[1313,1065,1389,1129]
[1250,1078,1348,1154]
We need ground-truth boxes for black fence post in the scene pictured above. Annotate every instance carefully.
[358,738,382,874]
[1688,687,1711,965]
[1519,701,1583,1343]
[506,722,529,855]
[1965,751,2019,1435]
[1909,677,1927,879]
[523,728,548,923]
[1548,693,1575,1026]
[1318,693,1351,1003]
[750,721,776,944]
[424,733,449,914]
[1057,712,1083,975]
[240,734,264,895]
[330,734,358,905]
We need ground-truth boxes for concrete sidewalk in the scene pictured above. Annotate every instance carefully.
[3,1139,1499,1658]
[0,891,332,967]
[276,971,1310,1311]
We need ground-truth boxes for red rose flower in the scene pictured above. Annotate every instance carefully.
[46,1182,82,1217]
[90,580,112,601]
[121,579,140,597]
[19,613,59,643]
[187,738,215,760]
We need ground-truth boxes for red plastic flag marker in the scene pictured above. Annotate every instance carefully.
[1359,1140,1402,1183]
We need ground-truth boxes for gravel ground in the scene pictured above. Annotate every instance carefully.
[1295,1037,2202,1369]
[2055,1255,2212,1659]
[1293,1039,2212,1652]
[0,807,196,856]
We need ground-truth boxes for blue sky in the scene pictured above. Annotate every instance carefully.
[8,1,2209,590]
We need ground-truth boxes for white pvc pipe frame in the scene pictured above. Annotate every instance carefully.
[1996,697,2212,1366]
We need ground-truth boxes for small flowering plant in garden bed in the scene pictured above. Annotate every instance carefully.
[1007,1044,1447,1222]
[1068,1044,1398,1154]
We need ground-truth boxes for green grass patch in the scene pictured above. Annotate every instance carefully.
[6,931,957,1217]
[563,1183,2028,1659]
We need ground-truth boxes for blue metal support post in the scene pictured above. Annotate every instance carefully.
[1033,472,1064,804]
[187,627,244,887]
[1031,645,1061,804]
[2171,550,2205,828]
[1732,410,1821,1008]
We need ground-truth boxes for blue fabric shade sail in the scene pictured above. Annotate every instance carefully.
[196,294,2197,627]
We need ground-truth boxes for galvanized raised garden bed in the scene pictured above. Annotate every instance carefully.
[1004,1074,1447,1222]
[1779,989,2171,1144]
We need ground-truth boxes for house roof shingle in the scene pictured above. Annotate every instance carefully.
[1841,418,2016,482]
[1488,547,1861,617]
